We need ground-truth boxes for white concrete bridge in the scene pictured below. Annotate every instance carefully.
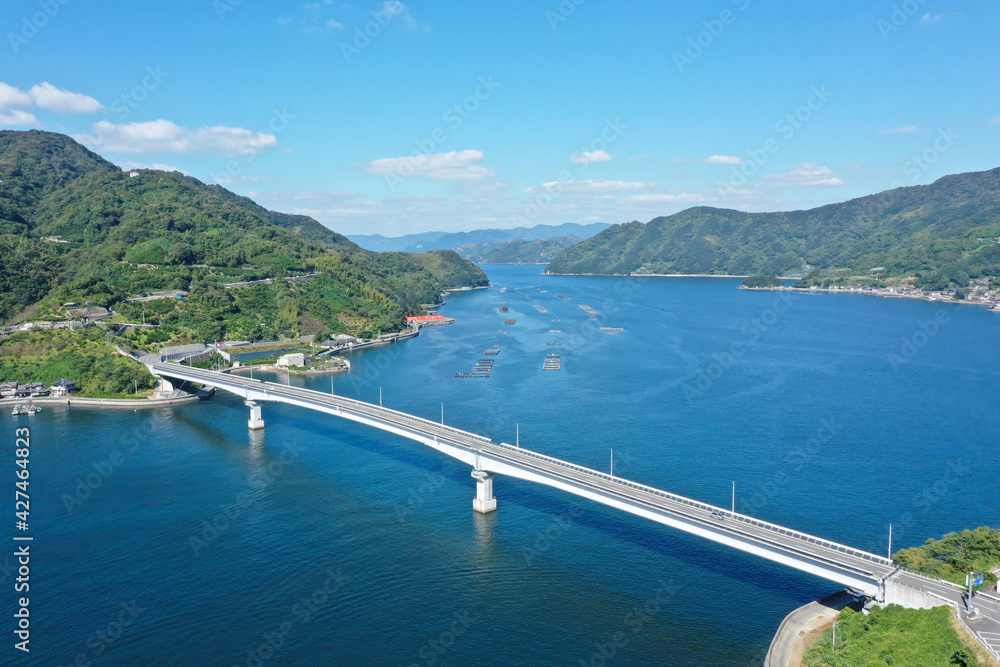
[148,361,999,621]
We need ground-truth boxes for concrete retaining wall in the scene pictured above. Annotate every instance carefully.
[1,394,199,409]
[885,579,953,610]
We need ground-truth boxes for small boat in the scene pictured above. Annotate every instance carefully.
[11,404,23,416]
[27,404,39,415]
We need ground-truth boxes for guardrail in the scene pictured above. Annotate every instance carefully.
[892,565,966,591]
[484,446,887,581]
[486,440,891,568]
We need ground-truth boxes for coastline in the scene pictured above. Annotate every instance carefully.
[543,271,799,279]
[743,285,1000,309]
[0,393,202,409]
[765,590,855,667]
[228,364,350,377]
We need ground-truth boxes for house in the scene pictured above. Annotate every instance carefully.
[24,383,46,396]
[1,381,18,397]
[276,353,306,368]
[50,379,77,397]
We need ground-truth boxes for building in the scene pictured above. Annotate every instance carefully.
[50,379,77,397]
[276,353,306,368]
[24,383,46,396]
[0,381,18,397]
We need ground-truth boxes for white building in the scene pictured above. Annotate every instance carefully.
[276,353,306,368]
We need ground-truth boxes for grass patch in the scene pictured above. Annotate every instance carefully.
[803,605,980,667]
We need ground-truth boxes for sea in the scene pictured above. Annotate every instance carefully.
[5,264,999,666]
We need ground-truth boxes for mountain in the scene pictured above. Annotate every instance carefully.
[349,222,610,253]
[547,168,1000,289]
[0,130,487,341]
[455,236,583,264]
[344,231,449,253]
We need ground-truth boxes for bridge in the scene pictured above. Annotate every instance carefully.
[149,361,1000,627]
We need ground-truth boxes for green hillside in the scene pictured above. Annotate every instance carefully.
[0,130,487,342]
[456,236,582,264]
[547,168,1000,289]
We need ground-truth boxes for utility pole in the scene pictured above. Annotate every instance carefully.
[610,448,614,477]
[379,387,382,407]
[732,481,735,514]
[966,572,976,611]
[832,620,837,652]
[516,423,519,448]
[440,403,444,425]
[888,524,893,560]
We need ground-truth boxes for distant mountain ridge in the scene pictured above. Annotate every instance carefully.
[546,167,1000,289]
[350,222,610,253]
[456,236,583,264]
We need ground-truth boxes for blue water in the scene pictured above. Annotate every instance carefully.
[5,265,999,666]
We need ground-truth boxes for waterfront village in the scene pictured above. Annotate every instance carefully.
[0,312,455,401]
[742,275,1000,310]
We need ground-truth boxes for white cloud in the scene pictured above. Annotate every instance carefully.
[362,149,492,181]
[919,13,943,24]
[879,125,918,134]
[672,155,744,165]
[0,82,37,126]
[704,155,743,165]
[0,109,37,126]
[524,179,654,194]
[326,18,344,28]
[620,193,704,205]
[29,82,104,114]
[215,175,278,184]
[570,150,612,165]
[116,161,189,174]
[0,81,103,124]
[74,119,278,157]
[382,1,430,31]
[0,82,32,111]
[763,163,844,188]
[991,117,1000,125]
[292,208,373,218]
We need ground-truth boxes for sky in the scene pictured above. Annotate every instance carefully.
[2,0,999,237]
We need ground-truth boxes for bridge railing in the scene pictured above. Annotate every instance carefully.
[489,440,893,568]
[156,362,493,445]
[253,380,494,446]
[891,564,965,590]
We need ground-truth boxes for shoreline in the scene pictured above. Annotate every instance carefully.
[765,590,855,666]
[743,285,999,309]
[543,271,800,279]
[0,393,201,409]
[228,364,350,377]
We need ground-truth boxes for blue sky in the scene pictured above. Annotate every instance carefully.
[2,0,998,236]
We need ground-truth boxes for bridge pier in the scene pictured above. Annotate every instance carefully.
[156,377,175,396]
[471,470,497,513]
[245,400,265,430]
